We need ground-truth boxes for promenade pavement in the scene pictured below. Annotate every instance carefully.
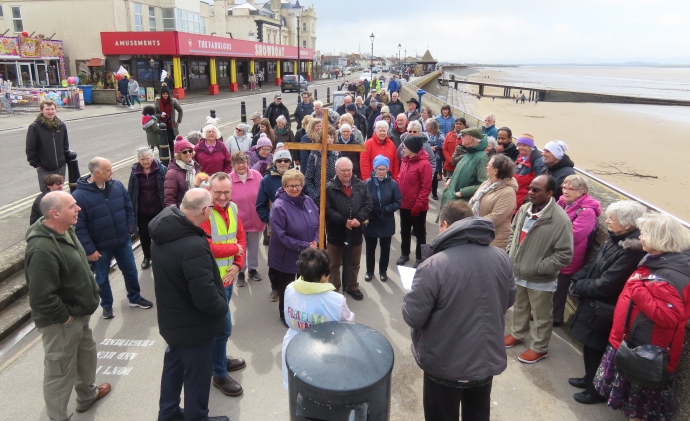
[0,191,625,421]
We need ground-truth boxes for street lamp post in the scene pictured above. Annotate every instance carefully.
[398,43,401,73]
[369,33,375,74]
[404,49,407,75]
[293,0,303,99]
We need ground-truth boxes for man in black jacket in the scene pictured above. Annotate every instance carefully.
[387,92,405,118]
[346,103,368,139]
[150,188,230,421]
[540,140,576,200]
[26,100,70,193]
[294,91,314,130]
[336,95,353,115]
[326,158,373,301]
[117,75,130,107]
[264,94,290,128]
[494,127,520,162]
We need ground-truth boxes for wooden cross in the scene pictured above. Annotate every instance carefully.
[283,113,367,248]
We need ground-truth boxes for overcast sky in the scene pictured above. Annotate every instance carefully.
[213,0,690,64]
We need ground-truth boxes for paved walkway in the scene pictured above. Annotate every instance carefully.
[0,193,625,421]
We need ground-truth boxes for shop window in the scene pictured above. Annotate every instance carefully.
[162,8,175,30]
[136,60,159,84]
[134,3,143,32]
[268,62,275,73]
[302,40,306,47]
[149,6,156,31]
[218,63,228,78]
[11,6,23,33]
[189,61,208,79]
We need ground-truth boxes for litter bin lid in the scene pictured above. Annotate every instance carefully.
[286,322,394,393]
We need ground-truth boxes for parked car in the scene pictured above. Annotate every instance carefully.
[359,72,372,82]
[382,66,390,72]
[343,69,352,75]
[281,75,308,93]
[372,67,380,74]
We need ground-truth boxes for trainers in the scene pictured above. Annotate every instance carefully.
[248,269,262,281]
[396,255,409,265]
[236,272,247,287]
[346,289,364,300]
[129,297,153,309]
[504,334,523,348]
[102,306,114,319]
[518,349,548,364]
[270,290,279,302]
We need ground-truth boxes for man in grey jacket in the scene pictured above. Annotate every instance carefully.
[504,175,573,364]
[403,201,515,421]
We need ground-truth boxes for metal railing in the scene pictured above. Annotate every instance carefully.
[406,70,690,230]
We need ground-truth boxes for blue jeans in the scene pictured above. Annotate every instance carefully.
[92,238,142,308]
[212,283,233,378]
[129,94,141,106]
[158,339,214,421]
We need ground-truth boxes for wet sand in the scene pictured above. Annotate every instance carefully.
[464,69,690,221]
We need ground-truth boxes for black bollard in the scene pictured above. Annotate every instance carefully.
[262,97,267,115]
[65,150,80,193]
[314,89,318,100]
[158,123,170,166]
[240,101,247,123]
[210,109,216,119]
[327,87,330,104]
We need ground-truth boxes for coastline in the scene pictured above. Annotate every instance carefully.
[460,68,690,221]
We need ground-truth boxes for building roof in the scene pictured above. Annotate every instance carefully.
[419,50,437,63]
[229,3,259,10]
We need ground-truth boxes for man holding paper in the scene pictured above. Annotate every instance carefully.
[402,201,516,421]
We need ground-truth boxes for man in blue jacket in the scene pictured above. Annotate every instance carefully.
[72,157,153,319]
[387,75,399,94]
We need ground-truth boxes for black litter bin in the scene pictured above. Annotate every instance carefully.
[286,322,394,421]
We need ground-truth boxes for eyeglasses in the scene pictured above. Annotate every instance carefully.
[180,149,193,155]
[276,159,291,164]
[408,130,419,134]
[526,187,542,192]
[211,191,232,197]
[205,205,215,210]
[235,127,244,132]
[561,186,581,192]
[284,184,302,190]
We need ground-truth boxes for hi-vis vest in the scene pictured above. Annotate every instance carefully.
[209,203,238,279]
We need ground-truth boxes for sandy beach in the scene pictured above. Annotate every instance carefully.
[457,68,690,221]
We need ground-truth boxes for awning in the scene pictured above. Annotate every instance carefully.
[87,57,104,67]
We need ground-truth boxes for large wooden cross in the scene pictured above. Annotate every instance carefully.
[283,113,367,248]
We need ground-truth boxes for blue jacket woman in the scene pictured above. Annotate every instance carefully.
[362,155,402,281]
[435,112,456,139]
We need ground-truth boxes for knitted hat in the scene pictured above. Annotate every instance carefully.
[175,135,184,142]
[370,98,378,106]
[257,135,273,149]
[273,149,292,163]
[174,139,194,154]
[516,133,535,148]
[373,154,390,169]
[380,106,390,114]
[160,86,171,96]
[543,140,568,160]
[403,135,424,154]
[275,142,286,151]
[346,103,357,112]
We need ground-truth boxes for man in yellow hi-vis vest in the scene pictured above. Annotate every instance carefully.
[201,172,247,397]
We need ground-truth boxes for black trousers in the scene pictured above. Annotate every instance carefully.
[269,268,296,321]
[423,373,492,421]
[431,173,439,197]
[364,236,392,276]
[553,272,571,324]
[137,213,155,258]
[165,128,176,156]
[400,209,427,260]
[583,345,606,395]
[158,339,214,421]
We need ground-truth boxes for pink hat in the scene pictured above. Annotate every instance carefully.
[175,135,184,142]
[174,139,194,154]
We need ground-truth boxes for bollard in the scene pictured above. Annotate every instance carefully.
[326,87,330,104]
[158,123,170,166]
[417,88,426,111]
[262,97,267,115]
[314,89,318,100]
[210,109,216,119]
[65,150,80,193]
[287,322,394,420]
[240,101,247,123]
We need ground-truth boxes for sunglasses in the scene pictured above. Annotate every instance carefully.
[180,149,193,155]
[276,159,290,164]
[235,127,244,131]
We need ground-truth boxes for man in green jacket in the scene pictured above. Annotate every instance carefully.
[25,191,111,421]
[504,175,573,364]
[440,127,488,212]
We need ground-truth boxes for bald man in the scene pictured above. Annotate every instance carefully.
[26,191,111,420]
[72,157,153,320]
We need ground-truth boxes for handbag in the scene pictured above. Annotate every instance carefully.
[614,297,676,389]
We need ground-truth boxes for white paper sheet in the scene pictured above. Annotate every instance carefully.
[397,265,417,291]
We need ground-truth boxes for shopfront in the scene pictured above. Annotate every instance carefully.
[0,35,66,87]
[101,31,314,99]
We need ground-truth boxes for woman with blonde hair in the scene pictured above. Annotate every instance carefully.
[593,213,690,420]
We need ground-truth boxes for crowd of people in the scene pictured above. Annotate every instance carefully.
[23,96,690,421]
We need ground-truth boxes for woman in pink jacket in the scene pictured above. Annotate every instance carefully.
[230,151,266,287]
[194,124,233,175]
[553,174,602,324]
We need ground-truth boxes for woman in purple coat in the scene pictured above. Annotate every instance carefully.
[268,169,320,327]
[553,174,602,325]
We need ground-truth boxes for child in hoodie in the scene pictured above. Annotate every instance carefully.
[142,105,160,151]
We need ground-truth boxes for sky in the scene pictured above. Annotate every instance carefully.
[210,0,690,64]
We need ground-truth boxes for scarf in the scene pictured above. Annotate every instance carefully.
[468,180,505,216]
[373,177,385,207]
[177,159,196,190]
[516,153,532,169]
[38,114,60,131]
[275,125,289,136]
[160,98,173,129]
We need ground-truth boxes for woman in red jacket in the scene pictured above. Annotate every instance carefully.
[395,135,432,269]
[593,213,690,421]
[194,124,233,175]
[441,118,465,177]
[360,120,399,181]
